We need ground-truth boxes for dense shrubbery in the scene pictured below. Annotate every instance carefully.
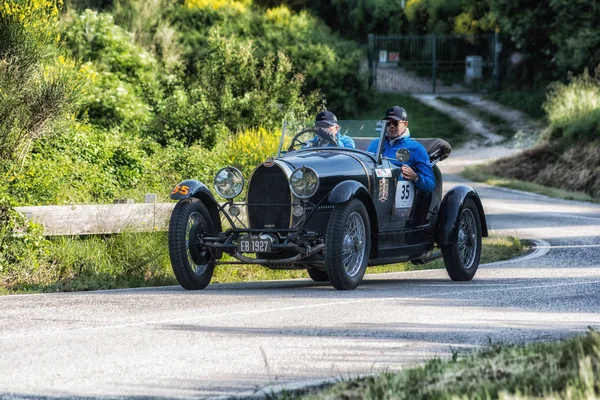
[171,2,366,117]
[0,189,48,285]
[0,0,84,165]
[543,70,600,144]
[492,0,600,84]
[63,7,318,146]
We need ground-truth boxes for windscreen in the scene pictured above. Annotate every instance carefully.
[277,120,385,157]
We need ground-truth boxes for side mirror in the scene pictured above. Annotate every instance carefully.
[396,148,410,163]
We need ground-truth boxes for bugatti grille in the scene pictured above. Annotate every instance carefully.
[247,165,291,229]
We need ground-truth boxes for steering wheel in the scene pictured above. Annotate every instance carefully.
[287,127,339,152]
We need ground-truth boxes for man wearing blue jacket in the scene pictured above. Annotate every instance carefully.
[308,110,355,149]
[367,106,435,193]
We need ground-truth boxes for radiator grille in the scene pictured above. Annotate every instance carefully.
[247,165,291,229]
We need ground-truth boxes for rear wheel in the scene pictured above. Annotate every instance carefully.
[168,197,215,290]
[325,199,371,290]
[441,198,482,281]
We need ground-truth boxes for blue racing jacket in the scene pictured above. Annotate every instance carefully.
[367,132,435,193]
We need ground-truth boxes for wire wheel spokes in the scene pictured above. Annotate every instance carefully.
[186,212,209,275]
[458,208,477,269]
[341,212,366,277]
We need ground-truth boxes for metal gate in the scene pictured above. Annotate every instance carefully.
[367,34,499,93]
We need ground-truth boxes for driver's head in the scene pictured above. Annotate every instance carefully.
[384,106,409,139]
[315,110,340,136]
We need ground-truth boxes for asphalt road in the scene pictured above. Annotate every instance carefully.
[1,173,600,399]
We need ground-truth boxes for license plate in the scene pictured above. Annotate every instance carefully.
[238,236,272,253]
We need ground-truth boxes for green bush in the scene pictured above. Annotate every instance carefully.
[62,9,158,133]
[63,8,317,145]
[543,70,600,143]
[150,30,316,146]
[0,2,84,164]
[171,3,367,117]
[0,189,48,288]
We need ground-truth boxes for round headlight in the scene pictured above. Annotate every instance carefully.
[289,166,319,199]
[214,167,244,199]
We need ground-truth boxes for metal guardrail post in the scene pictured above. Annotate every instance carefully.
[368,33,375,89]
[493,32,501,90]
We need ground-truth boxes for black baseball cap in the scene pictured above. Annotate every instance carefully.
[384,106,408,121]
[315,110,339,126]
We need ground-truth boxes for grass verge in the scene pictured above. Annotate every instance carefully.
[463,164,598,203]
[356,93,469,145]
[486,87,547,120]
[1,234,525,294]
[437,96,515,137]
[277,329,600,400]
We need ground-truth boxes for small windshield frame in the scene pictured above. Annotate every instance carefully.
[277,120,388,161]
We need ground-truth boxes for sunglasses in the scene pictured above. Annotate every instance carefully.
[387,120,406,127]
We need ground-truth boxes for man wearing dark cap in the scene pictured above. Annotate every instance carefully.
[367,106,434,193]
[308,110,355,148]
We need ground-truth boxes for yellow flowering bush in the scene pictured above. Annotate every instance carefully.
[1,0,62,35]
[184,0,250,13]
[224,128,280,175]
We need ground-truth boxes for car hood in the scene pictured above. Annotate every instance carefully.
[278,149,374,179]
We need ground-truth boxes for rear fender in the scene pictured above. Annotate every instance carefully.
[436,185,488,246]
[328,180,379,258]
[170,180,222,232]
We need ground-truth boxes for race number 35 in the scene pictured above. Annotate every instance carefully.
[171,185,189,195]
[395,181,414,208]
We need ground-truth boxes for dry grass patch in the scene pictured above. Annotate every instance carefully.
[463,142,600,202]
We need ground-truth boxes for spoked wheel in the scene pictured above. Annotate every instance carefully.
[325,199,371,290]
[168,197,216,290]
[306,267,329,282]
[441,198,482,281]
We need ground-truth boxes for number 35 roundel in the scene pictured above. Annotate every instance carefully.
[395,181,414,209]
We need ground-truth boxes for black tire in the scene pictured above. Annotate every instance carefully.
[168,197,216,290]
[441,197,482,281]
[307,267,329,282]
[325,199,371,290]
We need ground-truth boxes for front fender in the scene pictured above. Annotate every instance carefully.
[170,180,213,200]
[436,185,488,246]
[328,180,368,204]
[170,180,222,233]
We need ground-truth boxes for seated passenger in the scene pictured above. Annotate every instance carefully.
[308,110,355,149]
[367,106,435,193]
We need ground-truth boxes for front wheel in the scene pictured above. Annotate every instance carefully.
[168,197,216,290]
[325,199,371,290]
[441,198,482,281]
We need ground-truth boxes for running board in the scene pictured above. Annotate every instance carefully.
[410,251,442,265]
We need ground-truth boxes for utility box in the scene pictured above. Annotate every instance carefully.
[465,55,483,83]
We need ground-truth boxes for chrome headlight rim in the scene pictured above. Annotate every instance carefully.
[289,166,319,199]
[213,166,245,200]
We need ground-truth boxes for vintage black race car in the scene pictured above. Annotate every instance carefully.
[168,120,488,290]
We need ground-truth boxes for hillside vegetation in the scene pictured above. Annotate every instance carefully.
[0,0,367,286]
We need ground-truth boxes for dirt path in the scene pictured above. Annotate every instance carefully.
[412,93,542,174]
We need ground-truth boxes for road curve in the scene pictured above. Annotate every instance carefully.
[1,173,599,399]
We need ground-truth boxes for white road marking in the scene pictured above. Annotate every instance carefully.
[536,244,600,249]
[483,238,551,267]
